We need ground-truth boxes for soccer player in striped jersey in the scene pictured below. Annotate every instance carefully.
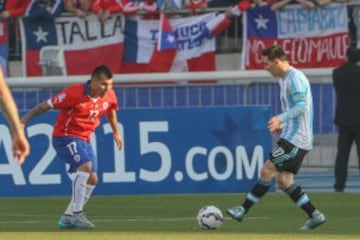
[21,65,122,230]
[226,45,326,230]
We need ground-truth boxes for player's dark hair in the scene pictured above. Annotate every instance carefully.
[91,65,113,79]
[262,45,287,61]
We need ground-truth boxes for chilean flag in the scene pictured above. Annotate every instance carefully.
[242,3,349,69]
[146,12,177,72]
[122,12,230,73]
[20,15,124,76]
[157,13,177,51]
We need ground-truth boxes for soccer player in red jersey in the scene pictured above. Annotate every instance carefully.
[21,65,122,229]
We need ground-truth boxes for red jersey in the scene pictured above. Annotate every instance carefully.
[48,81,118,142]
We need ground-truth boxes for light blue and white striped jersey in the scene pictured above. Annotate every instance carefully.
[277,67,313,150]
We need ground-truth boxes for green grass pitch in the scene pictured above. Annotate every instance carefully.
[0,193,359,239]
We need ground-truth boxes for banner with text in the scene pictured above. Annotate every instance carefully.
[19,15,124,76]
[242,3,349,69]
[0,107,273,197]
[122,13,218,73]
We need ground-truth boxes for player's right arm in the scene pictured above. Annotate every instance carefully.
[267,115,283,135]
[21,102,52,124]
[21,86,75,124]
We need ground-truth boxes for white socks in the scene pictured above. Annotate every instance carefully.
[64,171,92,215]
[83,184,96,206]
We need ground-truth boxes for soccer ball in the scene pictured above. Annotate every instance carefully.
[197,205,224,230]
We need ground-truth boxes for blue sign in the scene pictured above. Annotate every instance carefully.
[0,106,273,197]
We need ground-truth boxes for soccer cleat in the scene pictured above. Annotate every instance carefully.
[71,212,95,229]
[58,214,75,229]
[300,211,326,230]
[226,206,246,221]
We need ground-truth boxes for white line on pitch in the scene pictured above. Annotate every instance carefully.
[0,216,269,225]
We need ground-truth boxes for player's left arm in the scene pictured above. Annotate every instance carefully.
[106,109,122,150]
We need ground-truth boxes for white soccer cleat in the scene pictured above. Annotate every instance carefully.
[300,211,326,230]
[71,212,95,229]
[58,214,75,229]
[226,205,246,221]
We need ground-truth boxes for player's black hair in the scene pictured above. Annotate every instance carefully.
[261,45,287,61]
[91,65,113,79]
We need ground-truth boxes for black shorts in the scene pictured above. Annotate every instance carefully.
[269,138,308,174]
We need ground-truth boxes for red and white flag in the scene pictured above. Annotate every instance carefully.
[122,12,231,73]
[20,15,124,76]
[242,3,349,69]
[146,13,178,72]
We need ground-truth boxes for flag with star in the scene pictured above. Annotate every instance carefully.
[157,12,177,51]
[122,12,231,74]
[242,3,349,69]
[146,13,178,72]
[19,15,124,76]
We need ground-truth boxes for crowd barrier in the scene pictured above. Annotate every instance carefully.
[7,68,358,171]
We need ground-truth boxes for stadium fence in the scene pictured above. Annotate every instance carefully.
[6,68,359,171]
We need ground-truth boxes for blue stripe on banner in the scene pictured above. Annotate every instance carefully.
[123,19,138,62]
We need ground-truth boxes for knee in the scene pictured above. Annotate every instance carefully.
[260,167,269,178]
[260,161,276,180]
[87,173,98,185]
[277,175,293,190]
[77,161,93,173]
[277,177,287,190]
